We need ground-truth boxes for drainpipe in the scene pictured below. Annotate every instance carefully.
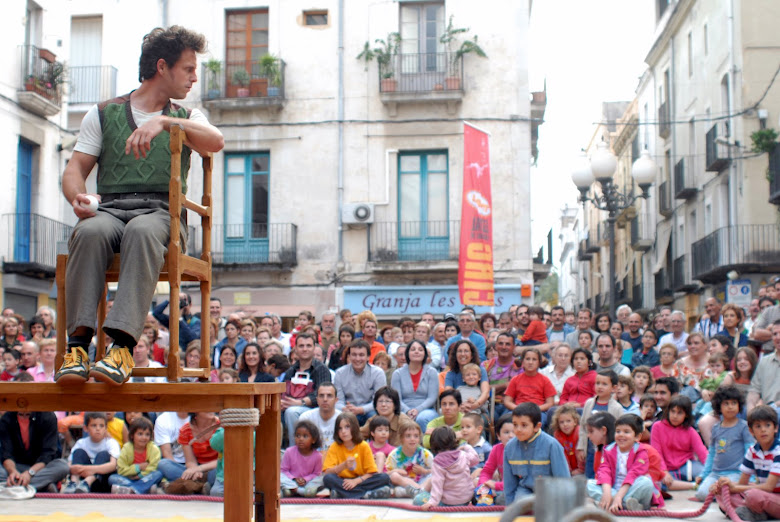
[161,0,168,27]
[727,0,737,229]
[337,0,345,263]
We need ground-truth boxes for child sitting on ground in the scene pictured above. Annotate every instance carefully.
[695,386,753,501]
[588,413,657,512]
[695,353,730,417]
[105,411,128,447]
[414,425,479,510]
[504,403,570,504]
[460,412,492,475]
[551,403,582,475]
[577,370,624,479]
[109,417,162,495]
[64,412,120,493]
[386,421,433,498]
[367,416,395,472]
[280,420,324,497]
[586,411,616,476]
[715,405,780,521]
[650,396,707,491]
[218,368,239,383]
[638,395,658,442]
[476,413,514,505]
[457,364,489,415]
[616,375,641,415]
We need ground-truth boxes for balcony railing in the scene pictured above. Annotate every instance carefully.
[692,224,780,283]
[658,180,673,217]
[585,232,600,253]
[68,65,118,105]
[769,146,780,205]
[654,268,673,301]
[658,101,670,139]
[17,45,63,115]
[201,59,285,102]
[578,239,593,261]
[706,123,731,172]
[187,223,297,266]
[674,158,697,199]
[630,215,653,252]
[378,53,463,94]
[368,221,459,262]
[2,213,73,274]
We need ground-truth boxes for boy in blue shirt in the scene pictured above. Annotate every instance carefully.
[503,403,570,503]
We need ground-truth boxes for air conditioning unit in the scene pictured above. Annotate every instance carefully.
[342,202,374,225]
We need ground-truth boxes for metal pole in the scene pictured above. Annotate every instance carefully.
[608,213,616,318]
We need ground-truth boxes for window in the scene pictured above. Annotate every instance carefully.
[225,9,268,96]
[304,11,328,26]
[15,139,34,262]
[399,1,445,78]
[224,153,270,263]
[397,151,449,260]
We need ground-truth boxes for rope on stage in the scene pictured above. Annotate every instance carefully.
[218,408,260,427]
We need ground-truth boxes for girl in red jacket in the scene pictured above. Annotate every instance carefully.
[551,404,582,474]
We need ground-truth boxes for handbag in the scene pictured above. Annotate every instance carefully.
[283,371,314,400]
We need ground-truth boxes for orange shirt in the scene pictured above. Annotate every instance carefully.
[369,342,386,364]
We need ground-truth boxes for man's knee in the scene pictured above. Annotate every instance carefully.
[123,214,170,245]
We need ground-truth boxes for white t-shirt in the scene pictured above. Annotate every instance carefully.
[69,436,121,463]
[299,408,341,449]
[615,449,629,486]
[74,103,211,157]
[154,412,191,464]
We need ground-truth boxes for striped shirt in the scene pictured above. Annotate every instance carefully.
[740,440,780,492]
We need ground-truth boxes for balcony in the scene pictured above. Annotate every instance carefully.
[368,221,459,270]
[674,158,697,199]
[768,146,780,205]
[658,101,670,139]
[616,277,629,305]
[2,213,73,278]
[68,65,118,106]
[705,123,731,172]
[17,45,63,117]
[631,283,643,310]
[654,268,673,301]
[692,224,780,283]
[578,239,593,261]
[672,254,697,292]
[188,223,297,268]
[379,53,463,116]
[658,180,673,217]
[585,232,600,253]
[630,216,653,252]
[201,59,285,117]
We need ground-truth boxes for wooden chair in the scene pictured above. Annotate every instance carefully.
[55,125,213,382]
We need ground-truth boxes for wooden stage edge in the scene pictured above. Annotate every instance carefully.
[0,382,286,522]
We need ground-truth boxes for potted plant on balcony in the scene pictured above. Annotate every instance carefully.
[439,16,487,91]
[357,32,400,92]
[259,54,282,97]
[232,68,251,97]
[204,58,222,99]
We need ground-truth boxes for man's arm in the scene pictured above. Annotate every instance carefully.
[62,152,100,220]
[125,116,224,160]
[158,443,174,461]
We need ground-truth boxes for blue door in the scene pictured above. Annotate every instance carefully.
[223,153,269,263]
[15,140,33,263]
[398,151,449,261]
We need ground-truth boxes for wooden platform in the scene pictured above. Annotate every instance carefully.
[0,382,285,522]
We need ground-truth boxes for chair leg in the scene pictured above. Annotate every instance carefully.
[55,255,67,369]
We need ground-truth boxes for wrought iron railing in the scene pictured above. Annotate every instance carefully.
[658,180,673,216]
[672,254,688,290]
[655,268,672,300]
[706,123,731,172]
[692,224,780,281]
[68,65,117,104]
[188,223,297,265]
[18,45,63,105]
[201,58,285,101]
[379,52,463,93]
[658,101,670,138]
[769,146,780,205]
[2,213,73,270]
[673,157,696,199]
[368,221,460,262]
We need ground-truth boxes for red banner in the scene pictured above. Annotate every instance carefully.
[458,122,494,306]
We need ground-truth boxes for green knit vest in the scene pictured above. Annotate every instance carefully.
[97,93,192,194]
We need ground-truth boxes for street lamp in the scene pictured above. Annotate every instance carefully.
[572,141,657,317]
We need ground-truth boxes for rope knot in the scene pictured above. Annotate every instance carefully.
[219,408,260,427]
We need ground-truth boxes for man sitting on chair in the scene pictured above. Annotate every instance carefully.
[55,26,224,385]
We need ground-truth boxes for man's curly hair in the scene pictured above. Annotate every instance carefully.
[138,25,206,82]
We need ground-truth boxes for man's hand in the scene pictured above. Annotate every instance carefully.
[71,193,102,220]
[6,470,21,486]
[280,396,304,410]
[125,115,166,159]
[70,464,85,475]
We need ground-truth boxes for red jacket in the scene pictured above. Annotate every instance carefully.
[559,370,597,406]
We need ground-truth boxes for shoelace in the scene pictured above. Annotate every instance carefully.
[62,347,86,368]
[106,347,135,370]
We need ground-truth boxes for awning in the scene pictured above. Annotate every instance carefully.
[652,225,672,274]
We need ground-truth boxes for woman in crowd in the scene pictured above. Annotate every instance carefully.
[327,325,355,371]
[609,321,633,365]
[444,322,460,341]
[214,320,247,368]
[716,304,748,348]
[651,343,680,380]
[676,333,709,402]
[238,342,274,383]
[360,387,412,446]
[391,340,440,431]
[540,343,574,403]
[444,340,490,413]
[632,329,660,369]
[239,319,256,344]
[479,313,497,335]
[594,312,612,335]
[0,316,24,351]
[217,345,238,371]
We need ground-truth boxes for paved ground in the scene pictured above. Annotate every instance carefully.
[0,491,727,521]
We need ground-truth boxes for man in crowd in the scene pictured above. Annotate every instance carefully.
[319,312,338,351]
[655,306,672,338]
[744,298,760,332]
[299,383,341,449]
[210,297,226,339]
[539,306,574,354]
[497,312,513,331]
[18,341,39,371]
[444,311,487,362]
[751,296,780,354]
[659,311,689,355]
[482,331,523,420]
[421,312,436,333]
[594,334,630,377]
[427,322,447,369]
[748,320,780,411]
[360,318,386,363]
[154,411,190,481]
[514,304,531,339]
[652,377,680,422]
[152,292,200,352]
[281,332,332,447]
[333,340,385,424]
[616,304,632,327]
[621,313,644,353]
[268,313,291,355]
[693,297,723,340]
[564,308,598,348]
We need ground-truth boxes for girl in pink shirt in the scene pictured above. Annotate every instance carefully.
[650,396,707,491]
[476,414,515,505]
[413,426,478,510]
